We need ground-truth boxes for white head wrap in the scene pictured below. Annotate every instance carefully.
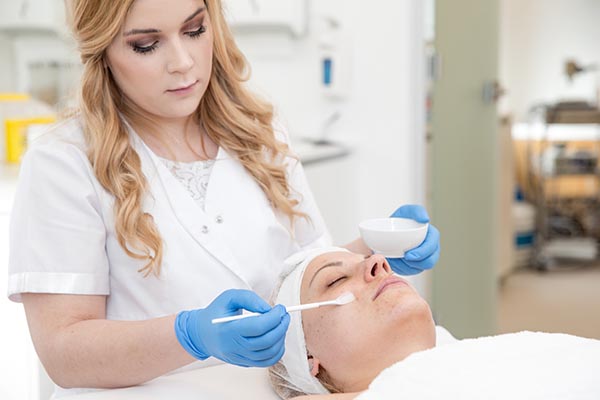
[269,246,351,398]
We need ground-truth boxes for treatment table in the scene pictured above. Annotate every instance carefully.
[65,364,280,400]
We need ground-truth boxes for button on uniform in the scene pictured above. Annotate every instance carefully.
[201,225,209,234]
[216,215,223,224]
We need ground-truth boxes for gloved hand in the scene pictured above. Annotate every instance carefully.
[386,204,440,275]
[175,289,290,368]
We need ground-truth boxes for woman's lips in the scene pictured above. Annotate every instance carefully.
[167,80,199,94]
[373,276,408,300]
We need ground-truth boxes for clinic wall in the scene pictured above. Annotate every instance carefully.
[236,0,426,244]
[500,0,600,120]
[0,37,13,91]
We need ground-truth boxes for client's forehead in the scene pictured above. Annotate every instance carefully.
[309,251,350,267]
[306,251,369,272]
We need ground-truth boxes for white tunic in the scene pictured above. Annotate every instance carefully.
[7,117,331,395]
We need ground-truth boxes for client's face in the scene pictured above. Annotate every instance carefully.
[300,252,436,393]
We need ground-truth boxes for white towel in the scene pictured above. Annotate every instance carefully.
[357,331,600,400]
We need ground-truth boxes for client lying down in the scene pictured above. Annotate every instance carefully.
[269,247,600,399]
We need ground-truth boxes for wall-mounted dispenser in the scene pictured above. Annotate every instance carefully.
[318,17,352,99]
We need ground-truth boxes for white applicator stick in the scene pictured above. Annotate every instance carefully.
[211,292,356,324]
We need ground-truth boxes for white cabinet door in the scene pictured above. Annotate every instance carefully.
[0,0,65,32]
[223,0,308,36]
[304,154,359,246]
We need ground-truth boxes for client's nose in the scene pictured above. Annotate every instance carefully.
[364,254,391,281]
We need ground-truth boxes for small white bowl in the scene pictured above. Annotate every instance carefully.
[359,218,429,258]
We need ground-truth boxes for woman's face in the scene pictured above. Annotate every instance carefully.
[106,0,213,121]
[300,252,436,393]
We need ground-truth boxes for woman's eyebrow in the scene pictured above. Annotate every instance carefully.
[124,6,206,36]
[183,6,206,23]
[308,261,343,288]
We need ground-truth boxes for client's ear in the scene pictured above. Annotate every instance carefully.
[307,355,321,377]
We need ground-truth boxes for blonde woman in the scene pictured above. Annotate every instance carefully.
[7,0,440,397]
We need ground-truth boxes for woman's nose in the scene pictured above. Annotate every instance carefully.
[364,254,391,282]
[167,40,194,74]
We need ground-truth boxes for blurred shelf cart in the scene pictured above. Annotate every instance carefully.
[515,106,600,269]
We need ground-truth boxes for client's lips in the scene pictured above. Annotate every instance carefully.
[373,276,407,300]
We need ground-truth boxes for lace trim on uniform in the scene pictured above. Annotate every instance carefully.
[158,157,216,209]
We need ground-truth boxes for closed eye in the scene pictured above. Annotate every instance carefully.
[128,23,206,55]
[186,24,206,38]
[327,276,346,287]
[130,41,159,54]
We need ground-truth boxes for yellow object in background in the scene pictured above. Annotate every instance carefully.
[0,93,30,101]
[5,117,56,163]
[1,93,56,164]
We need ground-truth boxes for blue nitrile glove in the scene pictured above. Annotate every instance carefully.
[387,204,440,275]
[174,289,290,368]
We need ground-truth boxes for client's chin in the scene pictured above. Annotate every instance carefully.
[389,295,437,351]
[337,297,436,393]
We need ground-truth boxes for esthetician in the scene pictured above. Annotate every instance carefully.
[7,0,440,397]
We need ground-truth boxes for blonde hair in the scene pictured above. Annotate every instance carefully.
[70,0,306,276]
[268,359,341,399]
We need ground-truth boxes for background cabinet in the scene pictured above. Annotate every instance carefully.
[223,0,308,37]
[0,0,76,99]
[0,0,66,33]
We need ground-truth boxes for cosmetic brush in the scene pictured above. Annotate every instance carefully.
[211,292,355,324]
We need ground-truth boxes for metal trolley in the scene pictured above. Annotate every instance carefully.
[526,104,600,269]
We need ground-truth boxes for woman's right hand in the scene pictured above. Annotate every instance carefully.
[174,289,290,368]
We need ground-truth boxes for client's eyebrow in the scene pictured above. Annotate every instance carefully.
[308,254,370,288]
[124,6,206,36]
[309,261,343,288]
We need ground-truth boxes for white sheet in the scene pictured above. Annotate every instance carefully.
[64,364,280,400]
[357,331,600,400]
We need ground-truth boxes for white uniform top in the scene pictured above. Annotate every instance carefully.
[7,116,331,395]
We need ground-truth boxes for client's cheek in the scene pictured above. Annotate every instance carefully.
[303,309,347,349]
[303,314,329,354]
[305,315,326,339]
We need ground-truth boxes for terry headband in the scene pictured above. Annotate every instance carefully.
[274,246,351,395]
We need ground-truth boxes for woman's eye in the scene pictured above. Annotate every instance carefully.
[327,276,346,287]
[186,25,206,38]
[130,41,158,55]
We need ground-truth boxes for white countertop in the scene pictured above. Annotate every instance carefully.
[290,139,351,165]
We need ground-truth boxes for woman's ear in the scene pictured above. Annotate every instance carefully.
[101,53,113,72]
[307,355,321,377]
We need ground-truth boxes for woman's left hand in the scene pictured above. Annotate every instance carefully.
[386,205,440,275]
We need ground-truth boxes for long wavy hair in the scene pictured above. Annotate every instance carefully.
[69,0,306,276]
